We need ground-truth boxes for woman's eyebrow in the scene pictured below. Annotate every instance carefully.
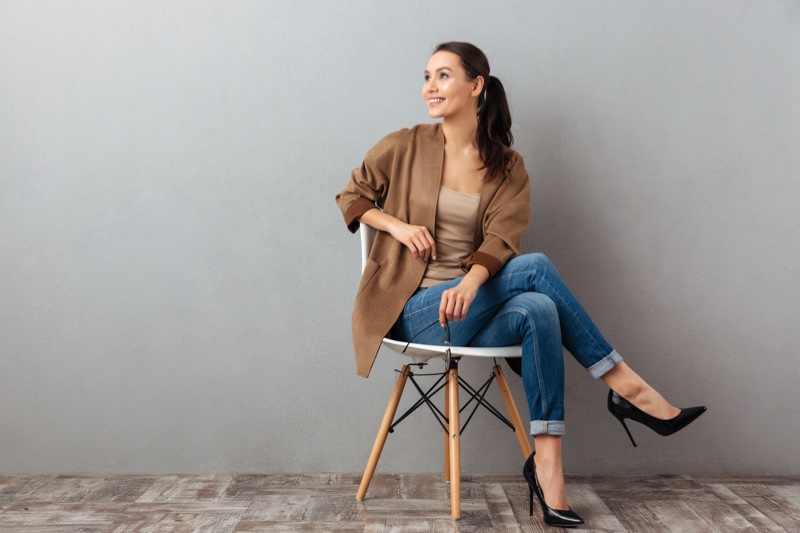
[423,67,453,74]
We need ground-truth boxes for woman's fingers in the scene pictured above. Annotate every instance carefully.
[424,230,437,261]
[408,237,420,259]
[439,290,470,325]
[459,298,471,320]
[410,226,435,261]
[416,228,436,261]
[415,236,432,261]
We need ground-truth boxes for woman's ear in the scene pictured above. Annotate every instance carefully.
[471,76,485,98]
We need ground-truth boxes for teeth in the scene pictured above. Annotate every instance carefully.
[429,98,444,104]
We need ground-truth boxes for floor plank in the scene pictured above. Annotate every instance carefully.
[240,494,310,520]
[81,476,159,503]
[145,474,236,502]
[569,482,627,531]
[482,483,522,532]
[0,502,131,526]
[606,500,670,533]
[685,499,762,533]
[233,521,364,532]
[644,500,722,533]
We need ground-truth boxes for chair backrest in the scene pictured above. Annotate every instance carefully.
[359,223,377,273]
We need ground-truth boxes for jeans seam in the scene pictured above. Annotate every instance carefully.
[403,302,439,319]
[501,305,548,420]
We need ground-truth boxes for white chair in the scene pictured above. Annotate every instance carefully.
[355,224,532,520]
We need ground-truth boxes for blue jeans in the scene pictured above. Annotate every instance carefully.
[391,253,623,436]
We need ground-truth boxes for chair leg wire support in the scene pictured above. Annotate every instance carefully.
[388,360,515,436]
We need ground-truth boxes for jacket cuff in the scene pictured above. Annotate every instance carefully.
[461,251,503,278]
[344,198,378,233]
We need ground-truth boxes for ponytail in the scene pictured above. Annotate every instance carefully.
[433,42,514,182]
[478,75,513,182]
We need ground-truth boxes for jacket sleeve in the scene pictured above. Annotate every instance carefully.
[460,152,531,277]
[335,133,398,234]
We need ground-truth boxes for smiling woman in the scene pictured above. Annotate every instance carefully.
[422,42,512,189]
[335,41,706,529]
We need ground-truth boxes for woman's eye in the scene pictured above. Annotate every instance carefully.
[440,73,448,78]
[424,74,430,81]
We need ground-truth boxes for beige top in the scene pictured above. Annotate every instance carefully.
[420,185,482,288]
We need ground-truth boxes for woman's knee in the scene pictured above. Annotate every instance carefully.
[501,293,557,340]
[527,252,554,270]
[507,292,558,323]
[506,292,558,333]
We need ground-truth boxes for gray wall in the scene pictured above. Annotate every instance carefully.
[1,1,798,476]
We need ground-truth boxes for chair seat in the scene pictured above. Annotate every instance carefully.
[381,337,522,362]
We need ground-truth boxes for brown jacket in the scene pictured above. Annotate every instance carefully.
[336,123,531,377]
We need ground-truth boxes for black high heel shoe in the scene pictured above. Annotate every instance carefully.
[522,452,584,528]
[607,389,707,447]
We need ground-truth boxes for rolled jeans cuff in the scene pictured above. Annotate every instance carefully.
[530,420,565,436]
[587,349,623,379]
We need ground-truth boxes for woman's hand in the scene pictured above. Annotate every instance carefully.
[388,221,437,261]
[439,278,480,325]
[439,265,489,325]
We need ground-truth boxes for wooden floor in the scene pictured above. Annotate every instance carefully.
[0,473,798,532]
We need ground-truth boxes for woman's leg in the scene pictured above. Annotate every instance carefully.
[465,292,565,436]
[465,292,570,510]
[394,253,622,378]
[393,253,683,415]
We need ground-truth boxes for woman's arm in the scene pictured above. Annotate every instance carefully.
[358,208,438,262]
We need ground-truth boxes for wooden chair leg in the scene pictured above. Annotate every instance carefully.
[356,365,411,501]
[443,371,451,482]
[447,362,461,520]
[493,364,533,459]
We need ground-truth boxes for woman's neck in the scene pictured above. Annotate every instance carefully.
[441,111,479,152]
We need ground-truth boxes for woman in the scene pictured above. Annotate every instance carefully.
[335,42,706,528]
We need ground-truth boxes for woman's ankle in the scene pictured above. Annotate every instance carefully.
[614,382,646,403]
[601,362,650,402]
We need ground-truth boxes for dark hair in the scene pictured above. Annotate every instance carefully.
[433,41,513,182]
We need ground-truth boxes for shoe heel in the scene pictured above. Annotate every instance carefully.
[618,417,637,447]
[529,485,533,516]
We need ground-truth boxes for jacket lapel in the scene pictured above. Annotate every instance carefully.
[418,123,445,235]
[472,155,504,249]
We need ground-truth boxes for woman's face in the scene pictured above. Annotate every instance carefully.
[422,51,483,120]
